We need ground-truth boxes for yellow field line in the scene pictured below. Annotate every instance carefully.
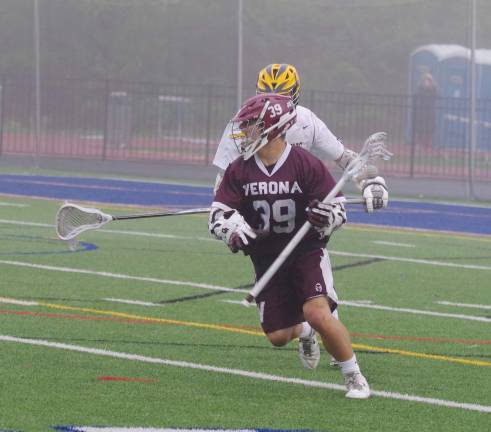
[352,343,491,368]
[42,302,263,337]
[39,301,491,368]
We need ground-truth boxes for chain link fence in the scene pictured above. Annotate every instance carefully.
[1,74,490,181]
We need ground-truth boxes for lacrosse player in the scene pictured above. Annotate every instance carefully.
[213,63,387,367]
[209,93,370,399]
[212,63,388,212]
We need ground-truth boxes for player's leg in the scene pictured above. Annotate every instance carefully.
[303,297,352,360]
[264,324,303,347]
[329,293,340,366]
[253,256,321,369]
[303,297,370,398]
[295,248,370,398]
[261,310,321,370]
[254,268,321,369]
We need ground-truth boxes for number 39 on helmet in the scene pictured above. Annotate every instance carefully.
[230,93,297,160]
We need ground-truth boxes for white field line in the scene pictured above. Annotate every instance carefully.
[340,301,491,323]
[1,335,490,414]
[104,297,164,307]
[0,260,489,323]
[329,250,491,271]
[0,297,39,306]
[222,297,489,322]
[372,240,415,248]
[0,202,28,208]
[1,218,491,271]
[98,228,215,242]
[63,426,263,432]
[0,219,52,228]
[221,299,372,306]
[0,219,215,242]
[0,259,247,294]
[62,429,258,432]
[220,299,247,305]
[436,301,491,311]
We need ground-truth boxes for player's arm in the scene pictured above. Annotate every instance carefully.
[209,205,257,253]
[335,148,389,214]
[213,170,225,194]
[212,122,242,193]
[303,156,347,241]
[310,110,389,213]
[309,110,345,162]
[208,167,256,253]
[306,199,347,240]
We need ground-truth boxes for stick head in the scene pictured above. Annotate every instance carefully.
[345,132,392,179]
[361,132,392,163]
[56,203,112,241]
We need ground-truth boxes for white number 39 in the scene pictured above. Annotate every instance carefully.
[267,103,283,117]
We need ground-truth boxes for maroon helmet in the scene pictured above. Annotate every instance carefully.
[230,93,296,160]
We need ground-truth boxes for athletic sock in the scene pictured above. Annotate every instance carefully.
[299,322,313,339]
[338,355,361,376]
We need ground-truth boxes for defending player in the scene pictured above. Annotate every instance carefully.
[209,93,370,399]
[212,63,388,213]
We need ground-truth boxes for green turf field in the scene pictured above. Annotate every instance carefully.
[0,195,490,432]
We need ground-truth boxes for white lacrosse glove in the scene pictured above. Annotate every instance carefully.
[306,200,347,240]
[361,176,388,213]
[210,209,257,253]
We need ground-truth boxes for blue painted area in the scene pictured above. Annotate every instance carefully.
[0,174,212,208]
[0,234,98,256]
[348,201,491,235]
[1,174,490,236]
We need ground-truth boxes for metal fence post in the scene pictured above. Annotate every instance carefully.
[204,84,213,165]
[102,79,110,161]
[0,75,5,157]
[409,94,417,178]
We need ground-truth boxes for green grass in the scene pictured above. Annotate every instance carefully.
[0,194,490,431]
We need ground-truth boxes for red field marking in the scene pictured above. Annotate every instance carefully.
[0,309,262,331]
[97,376,159,383]
[3,309,491,346]
[0,309,159,325]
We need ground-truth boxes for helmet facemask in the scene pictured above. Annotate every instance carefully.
[230,94,297,160]
[231,106,269,160]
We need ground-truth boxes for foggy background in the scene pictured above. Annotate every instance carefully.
[3,0,488,92]
[0,0,490,200]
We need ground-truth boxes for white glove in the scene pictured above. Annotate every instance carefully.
[210,209,257,253]
[361,176,388,213]
[306,200,347,240]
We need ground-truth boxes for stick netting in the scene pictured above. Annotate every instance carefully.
[56,204,112,240]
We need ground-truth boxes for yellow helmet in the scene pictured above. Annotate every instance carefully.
[256,64,301,105]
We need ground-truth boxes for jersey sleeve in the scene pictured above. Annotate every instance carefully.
[310,111,345,162]
[212,122,242,170]
[212,163,243,211]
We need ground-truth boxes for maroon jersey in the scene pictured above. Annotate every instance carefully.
[213,144,341,260]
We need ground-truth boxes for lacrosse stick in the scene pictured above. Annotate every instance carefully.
[241,131,392,307]
[56,203,210,241]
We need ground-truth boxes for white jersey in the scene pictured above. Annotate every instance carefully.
[212,104,345,170]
